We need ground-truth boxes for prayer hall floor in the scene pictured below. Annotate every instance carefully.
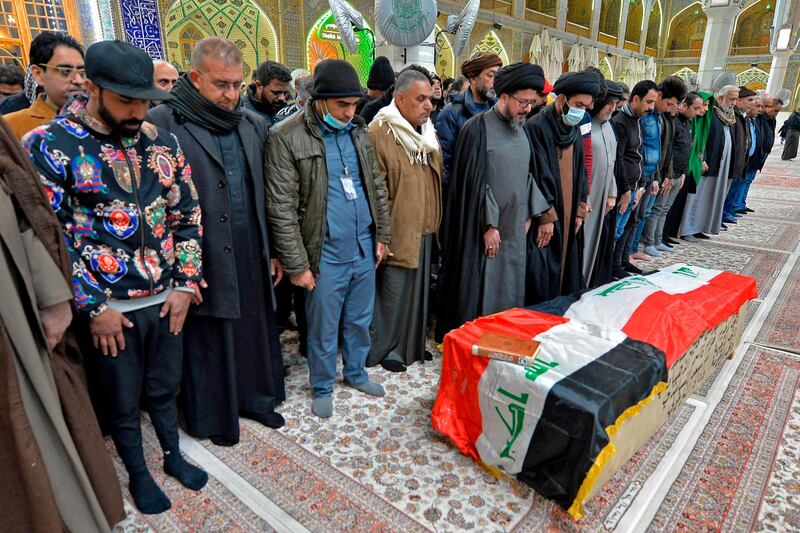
[112,145,800,532]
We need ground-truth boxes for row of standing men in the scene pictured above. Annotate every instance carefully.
[0,29,783,525]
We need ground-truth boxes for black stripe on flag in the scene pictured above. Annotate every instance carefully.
[517,337,668,508]
[526,293,582,317]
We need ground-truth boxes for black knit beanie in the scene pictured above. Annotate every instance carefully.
[311,59,364,99]
[367,56,395,91]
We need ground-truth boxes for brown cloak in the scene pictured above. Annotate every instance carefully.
[0,118,124,531]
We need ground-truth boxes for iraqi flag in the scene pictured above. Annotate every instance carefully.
[433,308,668,518]
[531,264,758,367]
[432,264,757,518]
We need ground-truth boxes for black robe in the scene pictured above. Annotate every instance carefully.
[435,112,538,341]
[147,105,284,445]
[525,105,589,304]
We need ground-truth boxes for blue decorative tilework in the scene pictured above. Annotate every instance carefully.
[120,0,163,58]
[97,0,116,40]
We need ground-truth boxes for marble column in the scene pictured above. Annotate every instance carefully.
[557,0,569,30]
[638,0,654,55]
[767,50,793,94]
[696,3,742,89]
[766,0,794,94]
[590,0,602,41]
[616,0,632,49]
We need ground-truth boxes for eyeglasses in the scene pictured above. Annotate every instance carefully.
[37,64,85,79]
[197,71,243,92]
[509,95,536,108]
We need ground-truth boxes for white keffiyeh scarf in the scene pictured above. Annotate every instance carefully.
[373,100,440,165]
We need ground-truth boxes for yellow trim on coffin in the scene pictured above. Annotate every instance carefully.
[566,380,669,520]
[474,381,669,520]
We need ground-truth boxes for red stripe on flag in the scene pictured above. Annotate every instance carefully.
[432,309,569,459]
[622,272,757,367]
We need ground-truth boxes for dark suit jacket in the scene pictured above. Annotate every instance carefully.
[147,105,273,319]
[704,110,732,178]
[755,114,776,170]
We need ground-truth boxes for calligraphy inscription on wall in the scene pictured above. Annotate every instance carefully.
[120,0,164,59]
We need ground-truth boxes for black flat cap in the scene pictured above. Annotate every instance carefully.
[85,40,172,101]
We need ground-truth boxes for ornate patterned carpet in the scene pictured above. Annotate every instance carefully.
[756,258,800,353]
[649,347,800,532]
[107,148,799,532]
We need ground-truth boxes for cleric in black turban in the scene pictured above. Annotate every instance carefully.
[493,62,546,95]
[523,71,600,307]
[553,70,603,98]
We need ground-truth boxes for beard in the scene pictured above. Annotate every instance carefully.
[266,98,287,115]
[477,80,496,101]
[500,106,526,132]
[98,93,142,138]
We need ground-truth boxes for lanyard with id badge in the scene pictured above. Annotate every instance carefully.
[334,131,358,201]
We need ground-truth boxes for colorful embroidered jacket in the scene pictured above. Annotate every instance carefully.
[22,99,203,316]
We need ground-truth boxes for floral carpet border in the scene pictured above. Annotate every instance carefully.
[755,257,800,353]
[111,419,270,532]
[648,346,800,532]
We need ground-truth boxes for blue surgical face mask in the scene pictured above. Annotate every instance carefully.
[322,101,352,130]
[562,101,585,127]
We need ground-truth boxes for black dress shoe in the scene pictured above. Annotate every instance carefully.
[744,207,755,213]
[720,223,728,230]
[381,360,407,372]
[664,237,680,246]
[209,435,237,447]
[612,266,631,279]
[241,410,285,429]
[694,233,710,239]
[624,262,643,274]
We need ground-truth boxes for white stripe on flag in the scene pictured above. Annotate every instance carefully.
[475,321,627,474]
[563,263,720,329]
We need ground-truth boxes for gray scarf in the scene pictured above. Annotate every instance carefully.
[168,74,243,133]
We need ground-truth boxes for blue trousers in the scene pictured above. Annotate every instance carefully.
[630,193,658,253]
[614,190,636,242]
[305,254,373,397]
[724,178,748,219]
[738,169,758,210]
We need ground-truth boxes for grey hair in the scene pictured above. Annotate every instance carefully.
[394,68,431,95]
[190,37,242,70]
[297,76,313,103]
[715,84,739,100]
[292,68,310,83]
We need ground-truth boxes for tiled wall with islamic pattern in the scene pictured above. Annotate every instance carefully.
[120,0,163,58]
[282,2,303,68]
[74,0,116,43]
[97,0,116,39]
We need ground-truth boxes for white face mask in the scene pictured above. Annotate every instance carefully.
[562,101,586,126]
[322,101,351,130]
